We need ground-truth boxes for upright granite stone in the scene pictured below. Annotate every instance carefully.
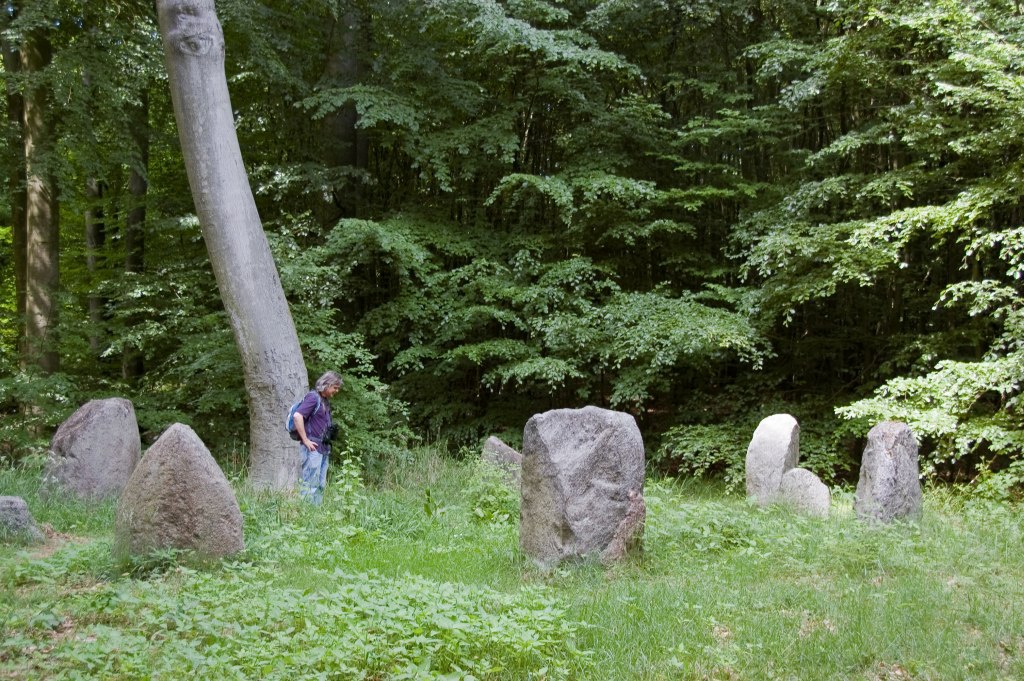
[520,406,645,568]
[43,398,141,500]
[745,414,800,505]
[115,423,244,560]
[481,436,522,485]
[855,421,922,523]
[778,468,831,518]
[0,497,44,543]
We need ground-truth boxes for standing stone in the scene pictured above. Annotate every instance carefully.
[745,414,800,505]
[115,423,244,560]
[482,436,522,486]
[43,398,141,500]
[520,406,645,568]
[778,468,831,518]
[855,421,922,523]
[0,497,44,544]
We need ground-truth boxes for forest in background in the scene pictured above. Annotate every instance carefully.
[2,0,1023,495]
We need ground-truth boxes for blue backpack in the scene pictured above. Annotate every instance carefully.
[286,392,322,441]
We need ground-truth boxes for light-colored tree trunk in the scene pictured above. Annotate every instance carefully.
[156,0,308,490]
[22,27,59,375]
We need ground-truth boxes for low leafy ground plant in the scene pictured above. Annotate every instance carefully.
[4,562,584,679]
[2,450,1024,679]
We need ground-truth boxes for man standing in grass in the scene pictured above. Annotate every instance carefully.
[293,371,342,504]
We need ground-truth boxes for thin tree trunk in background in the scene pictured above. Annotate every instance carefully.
[3,31,27,357]
[125,93,147,276]
[156,0,308,490]
[84,177,106,356]
[319,7,367,223]
[21,26,59,375]
[122,90,148,381]
[82,63,107,360]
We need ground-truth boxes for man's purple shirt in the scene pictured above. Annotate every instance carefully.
[297,391,331,440]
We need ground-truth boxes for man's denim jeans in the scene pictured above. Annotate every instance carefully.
[299,442,329,504]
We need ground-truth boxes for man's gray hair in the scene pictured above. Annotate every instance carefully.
[314,371,343,393]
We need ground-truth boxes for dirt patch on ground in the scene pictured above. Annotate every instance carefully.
[27,524,86,560]
[868,661,914,680]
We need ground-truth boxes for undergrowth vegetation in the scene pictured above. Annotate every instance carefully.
[2,450,1023,679]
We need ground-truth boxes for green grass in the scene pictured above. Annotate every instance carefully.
[2,450,1023,679]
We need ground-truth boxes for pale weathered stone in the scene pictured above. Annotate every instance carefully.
[778,468,831,518]
[0,496,44,543]
[855,421,922,523]
[481,436,522,485]
[600,488,646,563]
[115,423,244,560]
[745,414,800,505]
[43,398,141,500]
[520,406,645,568]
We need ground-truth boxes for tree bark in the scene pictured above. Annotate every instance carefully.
[122,90,148,381]
[156,0,308,490]
[318,7,368,223]
[125,93,147,277]
[21,26,59,375]
[2,28,27,353]
[84,177,106,357]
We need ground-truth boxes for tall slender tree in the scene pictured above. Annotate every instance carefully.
[83,176,105,356]
[21,17,59,375]
[122,89,148,380]
[1,13,26,359]
[318,5,368,223]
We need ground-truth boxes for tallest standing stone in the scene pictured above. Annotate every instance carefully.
[115,423,244,560]
[519,406,645,568]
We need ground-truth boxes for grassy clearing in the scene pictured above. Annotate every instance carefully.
[2,449,1023,680]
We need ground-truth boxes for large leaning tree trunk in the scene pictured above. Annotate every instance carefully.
[156,0,308,490]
